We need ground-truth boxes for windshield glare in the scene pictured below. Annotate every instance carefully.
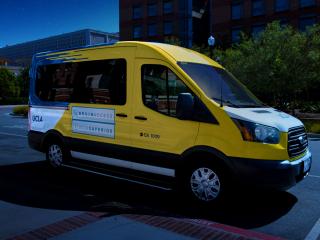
[178,62,264,108]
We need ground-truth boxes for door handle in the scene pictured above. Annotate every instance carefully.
[135,116,147,120]
[116,113,128,118]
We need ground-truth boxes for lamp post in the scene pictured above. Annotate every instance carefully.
[208,35,215,59]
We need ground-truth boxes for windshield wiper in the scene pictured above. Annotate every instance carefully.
[211,97,240,108]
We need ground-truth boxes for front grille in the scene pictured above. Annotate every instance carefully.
[288,126,308,158]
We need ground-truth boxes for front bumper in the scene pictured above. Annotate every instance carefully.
[229,149,312,190]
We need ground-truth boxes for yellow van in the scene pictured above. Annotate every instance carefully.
[28,41,312,203]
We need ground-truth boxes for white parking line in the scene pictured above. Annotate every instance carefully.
[2,125,27,129]
[309,175,320,178]
[305,217,320,240]
[0,132,27,138]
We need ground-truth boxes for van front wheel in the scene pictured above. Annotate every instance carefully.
[190,167,221,202]
[181,161,228,204]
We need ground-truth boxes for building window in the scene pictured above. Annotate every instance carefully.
[252,0,265,16]
[133,5,142,19]
[163,1,173,14]
[148,3,157,17]
[133,25,142,39]
[148,23,157,36]
[231,27,242,43]
[275,0,289,12]
[300,0,316,8]
[164,21,173,35]
[232,1,244,20]
[299,15,316,31]
[252,23,266,38]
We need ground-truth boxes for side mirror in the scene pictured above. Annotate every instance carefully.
[176,93,194,120]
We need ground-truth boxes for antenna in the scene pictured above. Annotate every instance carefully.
[220,74,223,107]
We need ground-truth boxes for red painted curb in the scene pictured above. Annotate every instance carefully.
[187,219,285,240]
[6,212,285,240]
[124,215,286,240]
[5,212,107,240]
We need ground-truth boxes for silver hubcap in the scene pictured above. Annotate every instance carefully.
[48,144,63,167]
[190,167,221,202]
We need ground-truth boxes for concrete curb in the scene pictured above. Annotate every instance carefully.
[308,133,320,139]
[0,105,26,108]
[9,113,28,118]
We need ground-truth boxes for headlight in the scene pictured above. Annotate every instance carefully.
[232,118,280,144]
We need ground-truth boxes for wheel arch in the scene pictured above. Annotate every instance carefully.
[177,146,235,177]
[41,130,67,151]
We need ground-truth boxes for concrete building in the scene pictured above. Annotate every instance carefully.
[120,0,210,47]
[0,29,119,67]
[0,59,22,76]
[211,0,320,46]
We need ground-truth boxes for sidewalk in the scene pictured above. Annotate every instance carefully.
[7,212,285,240]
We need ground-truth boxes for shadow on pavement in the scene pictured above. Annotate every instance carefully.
[0,161,297,229]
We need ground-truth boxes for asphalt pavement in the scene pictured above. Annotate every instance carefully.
[0,105,319,240]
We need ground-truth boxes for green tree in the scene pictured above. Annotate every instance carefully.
[0,68,18,102]
[164,36,182,46]
[149,24,320,111]
[211,22,320,110]
[17,67,30,98]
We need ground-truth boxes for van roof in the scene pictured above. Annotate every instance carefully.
[34,41,222,68]
[122,41,222,68]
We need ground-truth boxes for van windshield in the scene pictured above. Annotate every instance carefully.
[178,62,264,108]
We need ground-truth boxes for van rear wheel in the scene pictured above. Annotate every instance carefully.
[46,141,67,168]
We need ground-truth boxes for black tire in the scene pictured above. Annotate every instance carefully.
[179,158,229,206]
[45,139,69,168]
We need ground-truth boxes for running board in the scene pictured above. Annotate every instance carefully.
[70,151,175,177]
[61,163,173,191]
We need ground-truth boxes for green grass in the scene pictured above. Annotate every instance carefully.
[12,105,28,117]
[302,119,320,134]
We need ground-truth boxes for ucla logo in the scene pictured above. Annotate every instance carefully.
[32,115,43,122]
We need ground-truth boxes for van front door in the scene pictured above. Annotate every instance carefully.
[130,59,199,171]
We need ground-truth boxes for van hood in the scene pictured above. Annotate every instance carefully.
[224,107,304,132]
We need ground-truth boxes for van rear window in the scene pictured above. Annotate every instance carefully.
[35,59,126,105]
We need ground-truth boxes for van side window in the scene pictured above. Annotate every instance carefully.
[142,64,219,124]
[36,59,126,105]
[142,64,191,117]
[142,65,169,115]
[168,69,190,116]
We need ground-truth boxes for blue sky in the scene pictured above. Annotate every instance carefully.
[0,0,119,48]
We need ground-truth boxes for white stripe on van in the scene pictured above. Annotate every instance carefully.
[61,164,172,191]
[70,151,175,177]
[30,107,65,133]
